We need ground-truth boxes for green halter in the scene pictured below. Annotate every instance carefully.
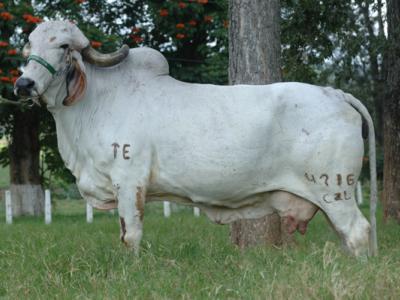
[27,55,57,75]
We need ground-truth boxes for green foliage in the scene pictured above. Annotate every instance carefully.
[127,0,229,84]
[0,202,398,298]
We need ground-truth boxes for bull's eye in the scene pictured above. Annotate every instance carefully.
[60,44,69,49]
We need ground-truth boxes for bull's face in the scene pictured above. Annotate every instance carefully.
[14,20,129,107]
[16,41,70,98]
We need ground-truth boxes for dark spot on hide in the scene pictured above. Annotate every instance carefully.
[334,192,343,201]
[120,217,127,245]
[301,128,310,136]
[136,187,145,221]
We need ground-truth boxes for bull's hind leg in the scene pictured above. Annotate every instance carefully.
[317,192,370,257]
[117,185,146,255]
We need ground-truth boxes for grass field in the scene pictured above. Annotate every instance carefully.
[0,198,399,299]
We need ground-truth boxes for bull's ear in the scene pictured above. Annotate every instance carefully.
[63,58,87,106]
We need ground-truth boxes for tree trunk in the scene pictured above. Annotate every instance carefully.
[358,0,386,146]
[9,109,43,216]
[229,0,292,247]
[383,0,400,222]
[228,0,281,85]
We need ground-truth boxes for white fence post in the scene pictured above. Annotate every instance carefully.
[163,201,171,218]
[5,190,12,224]
[356,181,363,205]
[194,207,200,217]
[44,189,51,224]
[86,203,93,223]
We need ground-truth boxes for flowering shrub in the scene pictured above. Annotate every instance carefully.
[188,20,197,27]
[0,12,13,21]
[204,15,213,23]
[131,35,143,44]
[178,2,187,9]
[23,14,42,24]
[90,41,102,48]
[138,0,228,85]
[159,9,169,17]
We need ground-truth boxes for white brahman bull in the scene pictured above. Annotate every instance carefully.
[14,21,378,256]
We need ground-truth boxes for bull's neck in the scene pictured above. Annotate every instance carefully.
[49,64,115,177]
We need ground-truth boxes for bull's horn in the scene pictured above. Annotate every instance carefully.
[81,44,130,67]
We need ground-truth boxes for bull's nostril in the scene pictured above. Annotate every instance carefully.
[16,77,35,89]
[15,77,35,96]
[27,80,34,89]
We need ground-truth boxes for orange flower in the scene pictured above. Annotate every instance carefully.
[0,12,13,21]
[132,35,143,43]
[176,23,185,29]
[0,76,11,83]
[188,20,197,27]
[159,9,169,17]
[0,41,9,47]
[23,14,42,24]
[90,41,102,48]
[176,33,185,39]
[0,3,4,9]
[223,20,229,28]
[197,0,208,4]
[178,2,187,8]
[131,27,141,33]
[7,49,17,55]
[10,69,19,76]
[204,15,213,23]
[75,0,85,3]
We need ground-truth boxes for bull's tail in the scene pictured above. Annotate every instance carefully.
[343,92,378,256]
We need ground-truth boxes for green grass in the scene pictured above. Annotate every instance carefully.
[0,200,399,299]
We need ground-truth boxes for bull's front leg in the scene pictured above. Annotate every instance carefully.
[117,184,146,255]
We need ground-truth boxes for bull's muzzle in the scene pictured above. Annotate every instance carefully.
[14,77,35,97]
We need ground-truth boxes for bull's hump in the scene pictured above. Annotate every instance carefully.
[128,47,169,77]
